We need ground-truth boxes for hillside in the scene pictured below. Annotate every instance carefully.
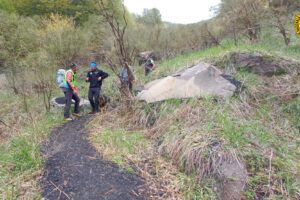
[1,39,300,200]
[0,0,300,199]
[88,42,300,199]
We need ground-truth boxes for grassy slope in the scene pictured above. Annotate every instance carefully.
[0,89,64,199]
[90,36,300,199]
[145,39,300,199]
[1,33,297,199]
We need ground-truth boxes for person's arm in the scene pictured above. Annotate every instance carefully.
[144,64,151,70]
[86,72,90,82]
[119,68,123,79]
[98,70,109,81]
[128,67,135,82]
[66,71,78,93]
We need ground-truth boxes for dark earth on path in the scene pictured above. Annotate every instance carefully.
[41,116,146,200]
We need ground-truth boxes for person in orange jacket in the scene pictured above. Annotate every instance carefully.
[63,63,81,120]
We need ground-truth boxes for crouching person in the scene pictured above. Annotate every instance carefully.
[64,63,81,121]
[86,61,109,114]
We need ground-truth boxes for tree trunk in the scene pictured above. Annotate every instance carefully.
[274,10,290,46]
[233,24,238,46]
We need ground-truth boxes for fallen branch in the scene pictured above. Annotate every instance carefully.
[268,149,274,196]
[0,118,17,131]
[49,181,70,199]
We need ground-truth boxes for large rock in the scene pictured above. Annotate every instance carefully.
[215,52,300,76]
[216,159,247,200]
[231,52,288,76]
[50,97,90,109]
[137,62,237,103]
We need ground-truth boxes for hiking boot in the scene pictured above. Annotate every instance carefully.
[65,117,73,122]
[72,113,81,118]
[88,111,96,115]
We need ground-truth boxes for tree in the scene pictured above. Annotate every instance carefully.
[218,0,264,42]
[11,0,96,23]
[137,8,163,49]
[265,0,300,46]
[138,8,162,26]
[37,14,84,68]
[203,22,220,47]
[0,11,37,94]
[94,0,135,99]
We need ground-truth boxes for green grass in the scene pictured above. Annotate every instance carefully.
[153,73,299,198]
[128,36,300,199]
[155,95,299,198]
[177,173,217,200]
[283,97,300,129]
[134,36,300,87]
[90,125,215,199]
[91,128,148,166]
[0,83,69,199]
[88,33,300,199]
[0,113,62,199]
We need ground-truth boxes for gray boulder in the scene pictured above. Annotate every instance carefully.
[137,62,237,103]
[230,52,287,76]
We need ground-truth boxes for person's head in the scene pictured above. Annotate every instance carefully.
[124,62,129,69]
[89,61,97,71]
[70,63,78,73]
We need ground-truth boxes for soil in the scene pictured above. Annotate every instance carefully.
[40,116,146,200]
[229,52,300,76]
[213,52,300,76]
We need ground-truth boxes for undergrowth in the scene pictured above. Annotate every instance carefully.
[88,110,214,200]
[0,113,62,199]
[0,90,63,199]
[89,38,300,199]
[141,65,300,199]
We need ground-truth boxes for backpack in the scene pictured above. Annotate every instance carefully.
[147,58,154,65]
[150,59,154,64]
[56,69,66,88]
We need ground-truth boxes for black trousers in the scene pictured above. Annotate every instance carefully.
[88,88,100,112]
[64,89,80,118]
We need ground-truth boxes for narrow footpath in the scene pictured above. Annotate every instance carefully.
[41,116,146,200]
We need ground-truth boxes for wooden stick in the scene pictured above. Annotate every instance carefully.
[268,149,273,195]
[49,181,70,199]
[0,119,17,131]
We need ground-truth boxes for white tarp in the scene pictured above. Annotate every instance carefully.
[137,62,236,103]
[50,97,90,109]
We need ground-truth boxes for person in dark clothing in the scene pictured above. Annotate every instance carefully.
[64,63,81,121]
[119,62,135,94]
[86,61,109,114]
[144,57,155,76]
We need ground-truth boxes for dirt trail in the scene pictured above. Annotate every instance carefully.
[41,116,146,200]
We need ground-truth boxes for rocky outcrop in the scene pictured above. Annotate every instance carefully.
[137,62,237,103]
[216,159,247,200]
[216,52,300,76]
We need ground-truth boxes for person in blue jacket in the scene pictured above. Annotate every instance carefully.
[86,61,109,114]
